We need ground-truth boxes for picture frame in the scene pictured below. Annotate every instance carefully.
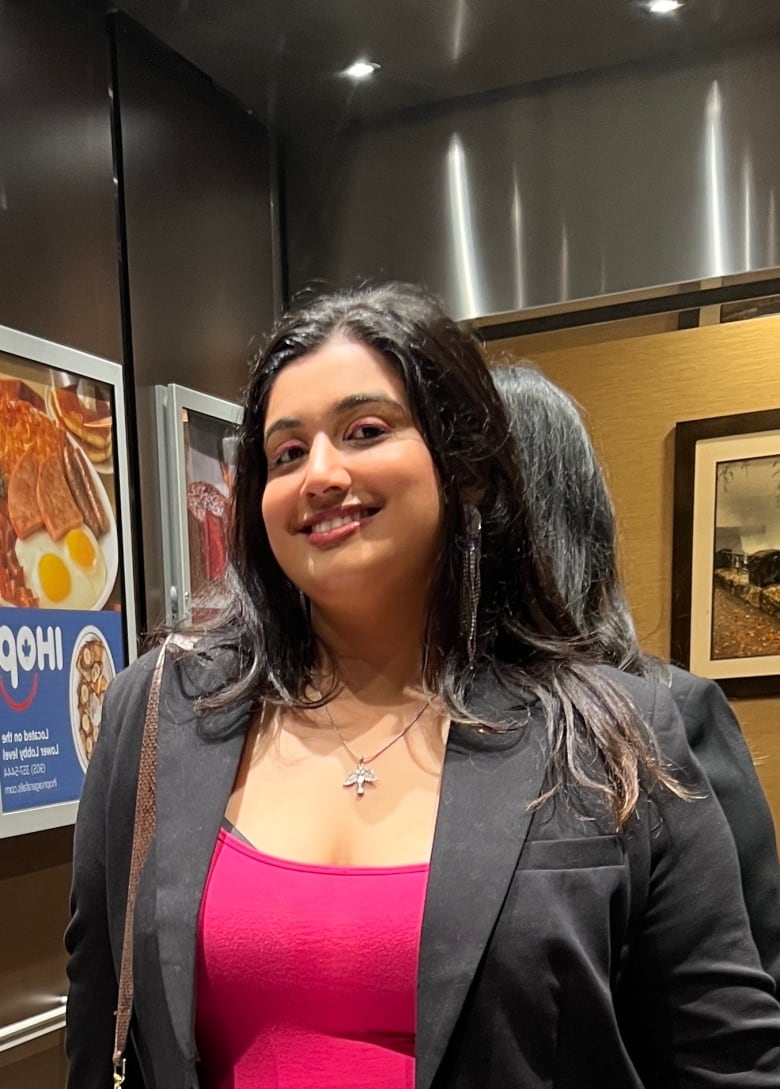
[671,407,780,697]
[155,384,242,627]
[0,324,137,837]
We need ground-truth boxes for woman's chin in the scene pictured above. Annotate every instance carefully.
[303,570,380,611]
[301,561,413,614]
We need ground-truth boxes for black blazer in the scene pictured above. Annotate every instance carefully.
[65,649,780,1089]
[668,666,780,986]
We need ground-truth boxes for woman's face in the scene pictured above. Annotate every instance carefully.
[261,337,443,612]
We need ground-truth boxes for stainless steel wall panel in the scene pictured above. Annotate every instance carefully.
[114,17,277,628]
[286,41,780,320]
[0,0,122,359]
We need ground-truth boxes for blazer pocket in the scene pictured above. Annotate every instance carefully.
[524,834,623,870]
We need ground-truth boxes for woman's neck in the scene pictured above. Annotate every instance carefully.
[310,601,426,706]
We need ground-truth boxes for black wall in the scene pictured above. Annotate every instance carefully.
[0,4,120,1085]
[0,0,122,360]
[113,15,276,627]
[0,5,276,1086]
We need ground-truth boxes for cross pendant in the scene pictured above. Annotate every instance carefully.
[343,759,378,796]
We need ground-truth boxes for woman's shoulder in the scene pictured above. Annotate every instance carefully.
[105,643,165,704]
[589,663,699,770]
[106,636,238,713]
[475,661,674,720]
[666,665,731,715]
[588,662,669,716]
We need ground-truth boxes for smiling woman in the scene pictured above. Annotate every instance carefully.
[65,283,780,1089]
[261,339,442,610]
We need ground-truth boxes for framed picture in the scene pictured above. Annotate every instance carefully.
[155,385,242,626]
[0,324,137,837]
[671,407,780,697]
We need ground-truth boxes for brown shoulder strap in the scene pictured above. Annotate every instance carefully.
[112,638,169,1082]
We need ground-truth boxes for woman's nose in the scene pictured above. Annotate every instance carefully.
[301,434,351,496]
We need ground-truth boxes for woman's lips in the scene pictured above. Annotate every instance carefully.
[301,506,379,549]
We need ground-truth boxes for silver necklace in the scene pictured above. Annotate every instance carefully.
[323,700,429,796]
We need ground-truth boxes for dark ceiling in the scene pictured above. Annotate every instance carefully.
[116,0,780,135]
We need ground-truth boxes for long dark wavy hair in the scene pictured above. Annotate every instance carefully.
[491,363,668,682]
[195,283,678,825]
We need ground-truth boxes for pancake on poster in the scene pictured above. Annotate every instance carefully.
[48,385,113,469]
[0,381,115,610]
[71,626,116,769]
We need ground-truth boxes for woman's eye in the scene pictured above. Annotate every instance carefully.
[269,443,306,468]
[348,421,389,442]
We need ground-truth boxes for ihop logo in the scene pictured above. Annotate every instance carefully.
[0,624,64,711]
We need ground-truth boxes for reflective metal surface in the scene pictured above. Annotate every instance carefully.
[0,0,122,358]
[118,0,780,134]
[113,17,276,627]
[286,41,780,320]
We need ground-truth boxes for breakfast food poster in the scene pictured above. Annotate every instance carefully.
[0,349,127,817]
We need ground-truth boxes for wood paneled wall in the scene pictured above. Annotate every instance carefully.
[486,314,780,833]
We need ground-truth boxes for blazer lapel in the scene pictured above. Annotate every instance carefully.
[154,651,252,1062]
[416,699,548,1089]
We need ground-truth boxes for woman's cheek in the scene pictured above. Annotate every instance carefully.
[263,480,304,571]
[260,488,284,555]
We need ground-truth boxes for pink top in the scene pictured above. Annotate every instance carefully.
[195,828,429,1089]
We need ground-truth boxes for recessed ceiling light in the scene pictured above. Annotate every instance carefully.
[343,60,381,80]
[644,0,684,13]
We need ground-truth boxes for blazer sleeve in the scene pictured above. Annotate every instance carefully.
[631,681,780,1086]
[670,669,780,987]
[64,652,157,1089]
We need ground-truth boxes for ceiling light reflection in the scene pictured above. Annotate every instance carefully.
[446,134,482,318]
[559,223,570,301]
[705,79,727,276]
[343,60,381,80]
[511,169,526,309]
[451,0,468,63]
[769,189,777,269]
[742,151,753,270]
[645,0,684,14]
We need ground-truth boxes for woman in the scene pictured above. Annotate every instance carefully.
[66,283,780,1089]
[491,361,780,986]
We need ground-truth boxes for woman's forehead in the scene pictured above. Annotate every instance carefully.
[264,338,408,420]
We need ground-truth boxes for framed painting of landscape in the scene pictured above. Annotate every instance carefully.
[671,407,780,697]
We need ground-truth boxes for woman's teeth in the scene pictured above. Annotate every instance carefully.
[312,514,361,533]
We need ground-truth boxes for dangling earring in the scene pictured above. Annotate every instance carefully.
[460,504,482,667]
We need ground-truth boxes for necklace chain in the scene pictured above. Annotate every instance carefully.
[322,699,429,796]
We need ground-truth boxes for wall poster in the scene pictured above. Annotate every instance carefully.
[155,385,242,627]
[0,325,137,837]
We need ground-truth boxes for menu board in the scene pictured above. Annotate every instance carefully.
[156,385,241,626]
[0,325,136,837]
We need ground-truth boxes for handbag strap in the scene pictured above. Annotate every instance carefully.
[112,638,170,1083]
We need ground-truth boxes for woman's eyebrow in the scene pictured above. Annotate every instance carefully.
[264,393,403,444]
[332,392,403,414]
[264,415,300,444]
